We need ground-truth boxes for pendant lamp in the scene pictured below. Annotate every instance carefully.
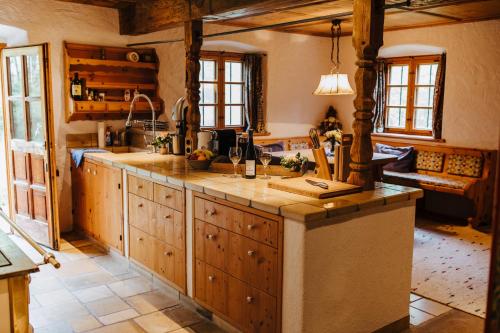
[314,20,354,95]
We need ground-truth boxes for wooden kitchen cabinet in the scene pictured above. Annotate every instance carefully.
[193,193,283,333]
[128,174,186,293]
[71,159,123,252]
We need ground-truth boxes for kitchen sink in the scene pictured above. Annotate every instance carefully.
[0,250,11,267]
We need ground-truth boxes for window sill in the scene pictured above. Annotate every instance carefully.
[372,132,445,143]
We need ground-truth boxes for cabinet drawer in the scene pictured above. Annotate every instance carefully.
[154,183,183,211]
[237,214,278,248]
[128,193,153,234]
[194,197,243,230]
[195,260,227,315]
[128,175,153,200]
[227,232,278,296]
[152,204,184,250]
[195,219,228,271]
[227,275,277,333]
[129,226,153,269]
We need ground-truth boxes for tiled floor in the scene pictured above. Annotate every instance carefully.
[7,231,484,333]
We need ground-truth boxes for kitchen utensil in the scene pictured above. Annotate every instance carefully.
[268,177,361,199]
[309,128,321,149]
[305,178,329,190]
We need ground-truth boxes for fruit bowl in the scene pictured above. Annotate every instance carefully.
[187,159,212,170]
[187,149,215,170]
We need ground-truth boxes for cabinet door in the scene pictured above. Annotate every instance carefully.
[195,260,227,314]
[129,226,153,269]
[174,247,186,289]
[82,161,96,235]
[154,239,175,281]
[227,233,278,296]
[99,165,123,251]
[195,219,228,271]
[71,159,85,230]
[227,276,277,333]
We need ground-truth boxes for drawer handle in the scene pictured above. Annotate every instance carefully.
[164,194,172,199]
[164,215,171,219]
[137,237,143,241]
[246,296,254,304]
[207,234,216,240]
[208,275,215,282]
[93,171,97,176]
[206,208,216,216]
[247,224,255,231]
[87,168,91,173]
[138,203,143,208]
[164,251,173,256]
[137,185,143,189]
[247,250,256,257]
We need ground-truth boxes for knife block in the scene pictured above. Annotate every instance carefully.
[312,148,332,181]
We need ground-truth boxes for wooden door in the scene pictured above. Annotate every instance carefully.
[2,44,58,248]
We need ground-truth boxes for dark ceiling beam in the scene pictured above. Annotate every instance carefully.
[117,0,335,35]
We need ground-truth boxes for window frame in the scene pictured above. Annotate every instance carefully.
[384,55,441,137]
[200,51,245,130]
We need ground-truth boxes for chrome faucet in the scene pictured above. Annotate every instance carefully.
[126,94,157,153]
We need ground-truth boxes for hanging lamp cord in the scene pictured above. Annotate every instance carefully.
[330,20,342,73]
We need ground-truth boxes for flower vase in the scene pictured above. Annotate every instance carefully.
[159,147,168,155]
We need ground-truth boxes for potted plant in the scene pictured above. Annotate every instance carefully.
[280,152,308,176]
[152,134,172,155]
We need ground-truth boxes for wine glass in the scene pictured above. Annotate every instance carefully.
[228,147,242,178]
[257,147,272,179]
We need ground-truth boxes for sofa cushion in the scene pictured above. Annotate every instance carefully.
[383,170,472,190]
[375,143,415,173]
[415,151,445,172]
[447,154,483,178]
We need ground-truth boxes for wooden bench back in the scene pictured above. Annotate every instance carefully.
[372,138,497,181]
[254,136,313,151]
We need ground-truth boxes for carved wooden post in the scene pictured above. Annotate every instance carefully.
[184,19,203,155]
[347,0,385,190]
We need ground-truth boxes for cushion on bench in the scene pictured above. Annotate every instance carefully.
[415,151,445,172]
[383,170,473,190]
[374,143,414,172]
[447,154,483,178]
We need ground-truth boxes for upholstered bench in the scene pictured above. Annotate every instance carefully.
[373,139,497,227]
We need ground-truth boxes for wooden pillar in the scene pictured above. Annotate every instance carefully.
[347,0,385,190]
[184,19,203,155]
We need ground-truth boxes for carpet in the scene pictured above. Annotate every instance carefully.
[411,217,492,318]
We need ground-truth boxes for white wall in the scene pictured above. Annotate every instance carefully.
[332,19,500,150]
[0,0,128,231]
[128,24,336,138]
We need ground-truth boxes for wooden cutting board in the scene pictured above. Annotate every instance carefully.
[268,177,362,199]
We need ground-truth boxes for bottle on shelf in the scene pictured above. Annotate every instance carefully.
[245,129,256,179]
[70,72,83,101]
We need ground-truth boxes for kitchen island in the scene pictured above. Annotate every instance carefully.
[72,152,422,333]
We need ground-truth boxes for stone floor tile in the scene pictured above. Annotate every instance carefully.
[30,300,89,328]
[93,254,131,276]
[34,288,77,307]
[29,275,65,295]
[86,295,131,317]
[134,310,184,333]
[98,308,140,325]
[114,271,141,281]
[404,309,484,333]
[61,245,106,261]
[86,320,146,333]
[164,306,203,328]
[62,270,116,291]
[68,314,103,332]
[410,293,422,303]
[73,285,115,303]
[35,321,74,333]
[125,290,179,314]
[411,298,453,316]
[55,258,102,278]
[108,276,153,298]
[410,306,435,326]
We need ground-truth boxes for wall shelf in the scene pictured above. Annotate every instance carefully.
[64,42,163,122]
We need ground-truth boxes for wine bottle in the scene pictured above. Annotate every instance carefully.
[245,129,256,179]
[71,72,83,101]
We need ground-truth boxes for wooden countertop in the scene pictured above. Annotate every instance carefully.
[0,231,38,279]
[82,151,423,224]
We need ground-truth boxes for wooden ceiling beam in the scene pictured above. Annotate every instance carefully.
[117,0,333,35]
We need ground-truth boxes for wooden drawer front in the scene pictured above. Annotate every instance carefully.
[154,183,183,211]
[128,193,153,234]
[227,275,277,333]
[227,233,278,296]
[152,204,184,249]
[195,219,228,271]
[128,175,153,200]
[195,260,227,315]
[130,226,153,269]
[154,239,175,281]
[194,197,243,230]
[239,214,278,248]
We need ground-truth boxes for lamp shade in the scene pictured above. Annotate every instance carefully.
[313,73,354,95]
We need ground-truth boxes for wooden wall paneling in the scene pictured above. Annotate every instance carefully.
[347,0,385,190]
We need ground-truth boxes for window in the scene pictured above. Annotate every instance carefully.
[384,55,441,136]
[200,51,245,129]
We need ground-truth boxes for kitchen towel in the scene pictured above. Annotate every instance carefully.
[71,149,108,168]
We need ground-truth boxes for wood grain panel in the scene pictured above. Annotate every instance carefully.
[14,185,30,217]
[32,189,48,222]
[153,183,183,211]
[129,226,153,269]
[195,219,228,271]
[195,260,227,315]
[128,175,153,200]
[29,154,46,186]
[12,152,27,181]
[128,193,153,234]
